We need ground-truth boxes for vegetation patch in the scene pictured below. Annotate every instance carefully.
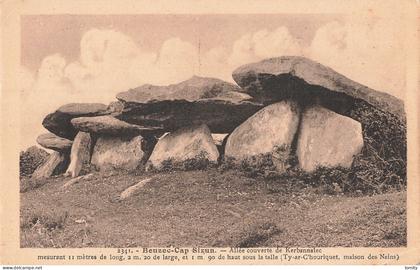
[20,170,406,248]
[19,146,50,177]
[147,152,218,172]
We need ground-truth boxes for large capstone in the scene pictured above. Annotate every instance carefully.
[117,75,246,102]
[232,56,405,120]
[42,103,109,139]
[147,124,219,170]
[91,135,147,171]
[297,106,364,172]
[115,76,263,133]
[225,101,300,172]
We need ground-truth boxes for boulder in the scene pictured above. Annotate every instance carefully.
[91,135,146,171]
[42,103,109,139]
[225,101,300,172]
[116,75,246,103]
[65,132,92,177]
[296,106,364,172]
[36,133,73,152]
[71,115,163,136]
[232,56,405,120]
[147,124,219,169]
[31,151,69,180]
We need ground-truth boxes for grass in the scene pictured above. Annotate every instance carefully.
[20,169,406,248]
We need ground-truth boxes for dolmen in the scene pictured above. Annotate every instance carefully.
[29,56,405,181]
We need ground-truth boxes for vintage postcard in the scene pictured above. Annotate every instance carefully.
[1,0,419,266]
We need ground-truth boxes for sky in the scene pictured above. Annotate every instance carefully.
[20,14,407,150]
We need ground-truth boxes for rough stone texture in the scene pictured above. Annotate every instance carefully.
[147,124,219,169]
[117,96,263,134]
[232,56,405,121]
[212,134,228,147]
[42,103,109,139]
[117,75,246,103]
[225,101,300,172]
[91,135,146,171]
[36,133,73,152]
[65,132,92,177]
[106,101,125,115]
[297,106,364,172]
[71,115,163,136]
[31,152,69,180]
[233,56,406,182]
[20,146,50,177]
[115,76,263,133]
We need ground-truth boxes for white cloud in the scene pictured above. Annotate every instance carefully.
[309,17,405,99]
[198,26,303,82]
[154,37,199,85]
[228,26,303,69]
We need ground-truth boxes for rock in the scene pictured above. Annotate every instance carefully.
[71,115,163,136]
[233,56,406,182]
[91,135,146,171]
[42,103,109,139]
[115,76,263,133]
[117,75,246,103]
[106,101,125,115]
[61,173,95,189]
[296,106,364,172]
[232,56,405,121]
[65,132,92,177]
[31,151,69,180]
[19,146,50,177]
[118,98,263,134]
[115,77,263,133]
[36,133,73,152]
[212,134,228,146]
[147,124,219,169]
[120,177,154,200]
[225,101,300,172]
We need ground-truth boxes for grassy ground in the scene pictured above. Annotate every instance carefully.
[20,169,406,248]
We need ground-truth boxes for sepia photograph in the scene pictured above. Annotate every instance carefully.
[1,0,419,266]
[18,12,408,248]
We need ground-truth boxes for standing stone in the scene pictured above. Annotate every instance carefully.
[65,132,92,177]
[297,106,364,172]
[147,124,219,170]
[31,152,68,180]
[91,135,145,171]
[225,101,300,172]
